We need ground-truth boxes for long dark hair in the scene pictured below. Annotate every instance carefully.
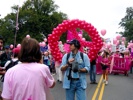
[103,51,109,58]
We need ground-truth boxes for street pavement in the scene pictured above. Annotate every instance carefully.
[50,73,133,100]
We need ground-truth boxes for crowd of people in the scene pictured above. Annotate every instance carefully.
[0,35,132,100]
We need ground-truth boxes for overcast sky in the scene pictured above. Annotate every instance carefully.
[0,0,133,40]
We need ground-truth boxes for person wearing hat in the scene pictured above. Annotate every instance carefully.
[0,45,11,67]
[61,39,90,100]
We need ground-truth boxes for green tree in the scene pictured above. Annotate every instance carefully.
[119,7,133,42]
[0,0,67,45]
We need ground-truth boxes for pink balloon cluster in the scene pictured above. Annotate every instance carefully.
[39,42,46,47]
[48,19,103,61]
[113,36,126,45]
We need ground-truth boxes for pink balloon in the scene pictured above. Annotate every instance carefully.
[39,42,42,47]
[26,35,30,38]
[44,38,47,42]
[113,39,117,44]
[82,38,86,41]
[122,37,126,41]
[42,42,46,47]
[101,29,106,36]
[78,34,82,38]
[59,41,62,44]
[116,35,121,40]
[122,42,125,45]
[116,41,119,46]
[130,43,133,47]
[10,44,14,49]
[128,43,131,48]
[17,44,21,48]
[107,44,111,48]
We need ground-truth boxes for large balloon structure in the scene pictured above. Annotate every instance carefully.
[48,19,103,62]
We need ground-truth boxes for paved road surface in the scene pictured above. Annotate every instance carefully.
[50,73,133,100]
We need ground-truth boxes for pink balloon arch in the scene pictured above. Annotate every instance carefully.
[48,19,103,62]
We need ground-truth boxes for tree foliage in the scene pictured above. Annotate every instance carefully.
[119,7,133,42]
[0,0,67,45]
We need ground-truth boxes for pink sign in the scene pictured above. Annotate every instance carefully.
[63,43,70,53]
[67,30,83,41]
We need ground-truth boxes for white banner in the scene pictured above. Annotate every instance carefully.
[119,45,126,52]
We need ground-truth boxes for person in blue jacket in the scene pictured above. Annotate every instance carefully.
[61,39,90,100]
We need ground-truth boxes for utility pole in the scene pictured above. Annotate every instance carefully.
[14,5,19,47]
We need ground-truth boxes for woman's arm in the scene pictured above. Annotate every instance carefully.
[101,61,105,65]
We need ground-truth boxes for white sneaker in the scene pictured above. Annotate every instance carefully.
[103,80,106,83]
[105,81,108,85]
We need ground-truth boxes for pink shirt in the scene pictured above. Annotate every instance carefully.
[114,53,120,57]
[102,58,109,65]
[55,61,61,68]
[2,63,54,100]
[124,55,129,58]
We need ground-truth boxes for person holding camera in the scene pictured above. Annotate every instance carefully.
[61,39,90,100]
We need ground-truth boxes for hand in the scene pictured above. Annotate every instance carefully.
[0,67,3,70]
[2,70,6,74]
[68,58,75,64]
[101,63,105,65]
[79,68,88,73]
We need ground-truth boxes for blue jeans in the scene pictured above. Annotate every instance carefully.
[65,80,86,100]
[90,65,96,82]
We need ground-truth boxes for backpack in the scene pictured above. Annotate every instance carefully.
[5,60,19,71]
[1,60,19,82]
